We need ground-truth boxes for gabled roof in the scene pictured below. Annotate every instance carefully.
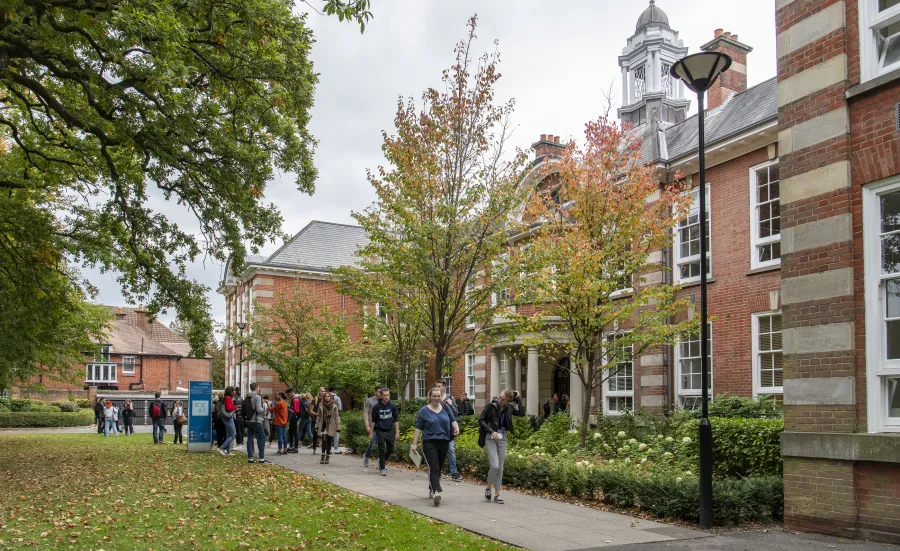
[99,307,202,358]
[264,220,368,272]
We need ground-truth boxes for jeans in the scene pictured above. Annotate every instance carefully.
[422,440,450,493]
[288,418,298,448]
[152,418,165,443]
[173,422,184,444]
[275,425,288,450]
[363,430,377,459]
[104,418,119,436]
[246,421,266,461]
[376,431,395,471]
[448,438,458,475]
[221,417,236,452]
[235,417,245,445]
[485,436,508,491]
[299,418,312,445]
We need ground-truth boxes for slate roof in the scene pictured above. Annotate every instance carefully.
[263,221,368,272]
[629,76,778,166]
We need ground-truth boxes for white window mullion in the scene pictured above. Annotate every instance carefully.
[465,353,476,399]
[753,312,783,396]
[674,184,711,284]
[675,324,713,409]
[603,334,634,415]
[750,161,781,269]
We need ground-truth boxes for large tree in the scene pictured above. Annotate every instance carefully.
[509,116,698,447]
[241,282,347,392]
[0,0,370,386]
[353,17,527,382]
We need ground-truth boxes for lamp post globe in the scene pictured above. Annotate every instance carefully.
[670,50,732,531]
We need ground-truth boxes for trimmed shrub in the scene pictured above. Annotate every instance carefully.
[76,399,92,409]
[50,401,80,413]
[28,405,62,413]
[0,409,96,428]
[676,417,783,477]
[673,394,782,420]
[0,398,34,412]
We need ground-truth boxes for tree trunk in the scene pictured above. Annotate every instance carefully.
[433,347,445,388]
[579,360,595,448]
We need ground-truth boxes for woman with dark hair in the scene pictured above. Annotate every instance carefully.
[217,386,237,456]
[315,391,340,464]
[411,387,460,507]
[172,400,186,444]
[121,400,135,435]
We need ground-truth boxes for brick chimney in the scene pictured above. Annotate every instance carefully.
[699,30,752,111]
[532,133,565,160]
[132,307,152,335]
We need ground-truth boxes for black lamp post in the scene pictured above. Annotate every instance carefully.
[670,51,731,530]
[236,321,247,391]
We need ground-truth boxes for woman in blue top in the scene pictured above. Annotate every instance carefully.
[411,387,460,506]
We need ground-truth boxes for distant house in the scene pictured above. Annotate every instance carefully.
[33,306,211,394]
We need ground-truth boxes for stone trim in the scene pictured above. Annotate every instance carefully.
[778,106,848,155]
[846,66,900,99]
[776,2,845,57]
[783,376,855,405]
[778,54,847,107]
[781,268,853,305]
[783,322,854,354]
[781,161,850,204]
[781,431,900,463]
[781,213,852,255]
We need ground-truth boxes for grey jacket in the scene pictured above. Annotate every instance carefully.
[247,392,265,423]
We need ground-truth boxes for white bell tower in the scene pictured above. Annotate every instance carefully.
[618,1,691,127]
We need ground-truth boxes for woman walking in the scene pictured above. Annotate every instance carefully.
[172,400,186,444]
[411,388,460,507]
[121,400,135,435]
[217,387,237,456]
[213,394,226,448]
[478,389,525,504]
[269,392,289,455]
[315,391,340,464]
[103,400,119,437]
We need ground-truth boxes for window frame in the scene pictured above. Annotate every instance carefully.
[859,0,900,83]
[752,311,784,396]
[603,333,634,416]
[673,184,712,285]
[465,353,476,400]
[863,174,900,432]
[749,160,781,270]
[86,363,117,383]
[675,324,713,408]
[122,355,136,375]
[415,364,427,400]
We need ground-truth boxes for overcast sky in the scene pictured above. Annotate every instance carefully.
[84,0,777,331]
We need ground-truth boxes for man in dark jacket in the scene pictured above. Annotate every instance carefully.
[478,389,525,504]
[148,392,168,444]
[369,387,399,475]
[458,393,475,416]
[94,398,105,434]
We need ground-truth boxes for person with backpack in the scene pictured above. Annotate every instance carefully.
[121,400,135,435]
[149,392,168,444]
[269,392,289,455]
[217,387,237,456]
[478,389,525,505]
[437,382,462,482]
[103,399,119,437]
[369,387,399,476]
[362,385,383,468]
[458,392,475,416]
[172,400,186,444]
[298,392,313,449]
[233,388,245,448]
[315,391,340,464]
[411,387,460,507]
[286,388,300,452]
[94,398,105,434]
[244,382,269,464]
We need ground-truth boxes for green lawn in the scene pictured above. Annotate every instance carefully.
[0,434,512,551]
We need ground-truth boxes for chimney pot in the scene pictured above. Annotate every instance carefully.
[714,29,723,38]
[731,34,738,42]
[723,32,731,38]
[554,136,560,144]
[540,133,547,141]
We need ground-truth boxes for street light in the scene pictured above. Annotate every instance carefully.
[670,51,731,530]
[236,321,247,391]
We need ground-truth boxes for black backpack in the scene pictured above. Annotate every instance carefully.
[241,395,255,421]
[299,398,310,419]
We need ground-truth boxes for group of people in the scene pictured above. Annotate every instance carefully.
[211,384,344,465]
[543,392,570,418]
[360,382,524,507]
[93,392,186,443]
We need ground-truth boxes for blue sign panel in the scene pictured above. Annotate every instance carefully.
[188,381,213,453]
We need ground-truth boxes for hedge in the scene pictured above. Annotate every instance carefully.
[676,417,783,477]
[0,409,96,428]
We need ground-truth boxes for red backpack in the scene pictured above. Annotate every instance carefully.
[150,402,162,419]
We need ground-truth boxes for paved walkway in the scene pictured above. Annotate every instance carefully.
[264,447,705,551]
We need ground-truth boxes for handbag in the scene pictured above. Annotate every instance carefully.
[176,414,188,424]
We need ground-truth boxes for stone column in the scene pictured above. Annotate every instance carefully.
[514,355,523,394]
[490,349,501,402]
[569,361,584,424]
[527,346,539,416]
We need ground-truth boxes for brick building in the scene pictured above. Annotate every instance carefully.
[219,221,367,398]
[775,0,900,542]
[28,306,211,397]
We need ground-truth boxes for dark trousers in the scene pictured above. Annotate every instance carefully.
[152,418,165,443]
[173,422,184,444]
[320,434,333,455]
[123,419,134,435]
[214,419,226,446]
[246,421,266,460]
[288,418,298,448]
[298,418,311,446]
[235,417,245,445]
[376,431,395,471]
[96,416,104,434]
[422,439,450,493]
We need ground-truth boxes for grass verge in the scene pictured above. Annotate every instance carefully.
[0,434,512,551]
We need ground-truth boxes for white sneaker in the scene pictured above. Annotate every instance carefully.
[433,492,441,506]
[218,448,228,456]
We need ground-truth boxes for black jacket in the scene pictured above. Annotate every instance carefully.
[459,398,475,416]
[477,395,525,448]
